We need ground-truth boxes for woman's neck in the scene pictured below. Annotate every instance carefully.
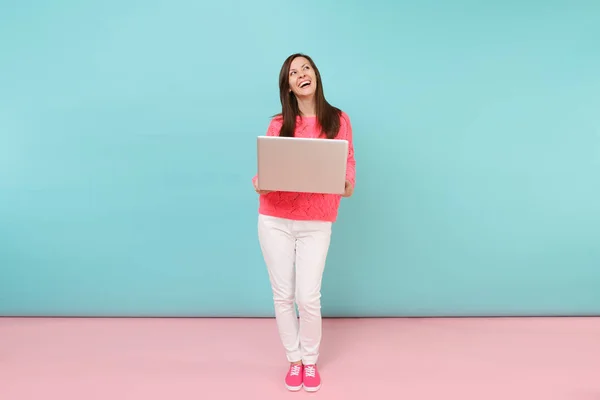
[297,96,316,117]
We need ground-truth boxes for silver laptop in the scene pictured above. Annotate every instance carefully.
[257,136,348,195]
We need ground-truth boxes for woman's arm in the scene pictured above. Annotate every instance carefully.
[342,112,356,188]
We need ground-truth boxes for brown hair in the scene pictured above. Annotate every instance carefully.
[275,53,342,139]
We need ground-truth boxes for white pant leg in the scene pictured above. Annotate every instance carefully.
[293,219,332,366]
[258,214,302,363]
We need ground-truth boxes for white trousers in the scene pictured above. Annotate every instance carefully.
[258,214,332,365]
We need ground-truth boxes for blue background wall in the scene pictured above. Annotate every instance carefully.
[1,0,599,317]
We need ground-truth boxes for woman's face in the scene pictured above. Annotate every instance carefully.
[288,56,317,99]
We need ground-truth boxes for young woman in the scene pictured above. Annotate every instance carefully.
[252,53,356,392]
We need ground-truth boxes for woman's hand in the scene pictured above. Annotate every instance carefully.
[253,178,272,195]
[342,180,354,197]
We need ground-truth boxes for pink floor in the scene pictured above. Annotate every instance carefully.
[2,317,599,399]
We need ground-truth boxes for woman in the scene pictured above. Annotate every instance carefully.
[252,53,356,392]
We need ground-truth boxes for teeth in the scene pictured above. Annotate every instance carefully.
[300,81,311,88]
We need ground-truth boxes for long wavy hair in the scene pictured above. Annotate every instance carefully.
[276,53,342,139]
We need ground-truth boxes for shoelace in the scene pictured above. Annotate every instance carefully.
[305,365,316,378]
[290,365,301,376]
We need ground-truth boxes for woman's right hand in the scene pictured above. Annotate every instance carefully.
[253,178,272,195]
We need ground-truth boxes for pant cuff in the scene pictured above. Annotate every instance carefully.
[302,356,318,365]
[286,351,303,363]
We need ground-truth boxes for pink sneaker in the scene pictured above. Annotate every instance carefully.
[303,364,321,392]
[285,363,303,391]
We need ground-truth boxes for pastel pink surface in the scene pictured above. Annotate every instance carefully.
[2,317,599,399]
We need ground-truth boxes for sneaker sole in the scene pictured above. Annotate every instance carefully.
[286,384,303,392]
[304,384,321,392]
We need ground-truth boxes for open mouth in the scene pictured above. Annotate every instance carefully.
[299,81,311,89]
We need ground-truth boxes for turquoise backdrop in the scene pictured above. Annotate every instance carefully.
[1,0,599,317]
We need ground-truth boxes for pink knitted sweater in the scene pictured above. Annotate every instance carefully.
[253,112,356,222]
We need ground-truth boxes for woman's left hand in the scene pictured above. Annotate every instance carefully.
[342,180,354,197]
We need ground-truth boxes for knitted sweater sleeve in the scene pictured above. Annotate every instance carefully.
[341,112,356,187]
